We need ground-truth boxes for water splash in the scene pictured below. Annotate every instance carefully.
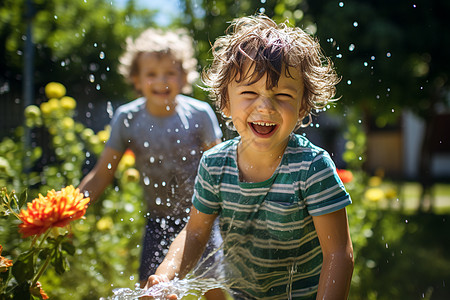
[103,277,229,300]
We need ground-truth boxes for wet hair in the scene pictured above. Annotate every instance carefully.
[202,14,340,122]
[119,28,199,94]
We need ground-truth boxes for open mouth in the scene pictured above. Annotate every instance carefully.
[249,121,277,137]
[152,89,171,96]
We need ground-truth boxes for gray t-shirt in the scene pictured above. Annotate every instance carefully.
[106,95,222,219]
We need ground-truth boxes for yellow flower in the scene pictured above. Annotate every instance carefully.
[45,82,66,99]
[97,129,110,143]
[60,96,76,110]
[18,186,90,238]
[96,216,114,231]
[0,244,13,273]
[118,149,135,171]
[385,187,397,199]
[364,188,385,202]
[368,176,382,187]
[123,168,140,183]
[61,117,75,130]
[24,105,41,119]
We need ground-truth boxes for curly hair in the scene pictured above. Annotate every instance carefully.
[119,28,199,94]
[202,15,340,120]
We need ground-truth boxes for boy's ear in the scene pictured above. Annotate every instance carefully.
[131,75,141,92]
[221,104,231,118]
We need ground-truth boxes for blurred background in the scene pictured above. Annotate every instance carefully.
[1,0,449,299]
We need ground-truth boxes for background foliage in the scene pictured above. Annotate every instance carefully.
[1,0,449,299]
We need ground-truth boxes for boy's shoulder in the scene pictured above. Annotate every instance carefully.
[202,138,238,164]
[287,133,327,158]
[176,94,214,113]
[115,97,146,115]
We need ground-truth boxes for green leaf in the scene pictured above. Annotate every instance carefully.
[12,281,31,300]
[52,248,69,275]
[12,249,36,284]
[61,241,76,256]
[18,189,28,209]
[38,248,52,260]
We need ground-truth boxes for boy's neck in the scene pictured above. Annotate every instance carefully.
[237,142,286,183]
[145,98,178,117]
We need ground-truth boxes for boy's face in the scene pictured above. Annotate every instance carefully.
[132,52,187,115]
[224,65,304,155]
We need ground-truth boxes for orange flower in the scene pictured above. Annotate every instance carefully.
[337,169,353,183]
[118,149,136,171]
[30,281,49,299]
[0,244,13,272]
[18,186,90,238]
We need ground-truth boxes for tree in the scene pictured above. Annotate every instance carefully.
[0,0,157,136]
[306,0,450,124]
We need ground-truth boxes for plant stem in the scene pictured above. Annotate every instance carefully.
[34,229,51,249]
[31,253,51,287]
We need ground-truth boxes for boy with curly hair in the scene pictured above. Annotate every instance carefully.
[78,28,226,299]
[145,15,354,300]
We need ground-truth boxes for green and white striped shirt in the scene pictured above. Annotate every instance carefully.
[193,134,351,299]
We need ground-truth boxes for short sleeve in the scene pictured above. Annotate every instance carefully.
[192,156,221,215]
[303,152,351,216]
[199,103,223,144]
[105,109,127,153]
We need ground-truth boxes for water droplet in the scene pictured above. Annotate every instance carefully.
[144,141,149,147]
[371,55,376,60]
[182,156,187,161]
[176,140,180,144]
[347,80,352,85]
[364,62,368,67]
[89,74,95,82]
[155,197,161,205]
[99,51,105,59]
[149,157,155,163]
[386,52,392,58]
[166,105,170,111]
[143,177,150,185]
[107,163,112,169]
[349,44,355,51]
[339,2,344,7]
[405,219,408,223]
[96,84,101,90]
[259,7,265,13]
[190,150,196,155]
[154,183,159,188]
[106,101,113,118]
[353,21,358,27]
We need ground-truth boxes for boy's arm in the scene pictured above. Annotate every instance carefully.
[78,146,123,204]
[312,208,354,300]
[153,206,217,280]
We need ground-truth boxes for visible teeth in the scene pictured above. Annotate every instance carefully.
[252,121,276,126]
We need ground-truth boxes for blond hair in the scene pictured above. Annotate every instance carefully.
[119,28,199,94]
[202,15,340,120]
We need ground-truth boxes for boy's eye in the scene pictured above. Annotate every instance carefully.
[276,93,294,100]
[241,91,258,96]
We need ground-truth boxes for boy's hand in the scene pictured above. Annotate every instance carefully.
[139,275,177,300]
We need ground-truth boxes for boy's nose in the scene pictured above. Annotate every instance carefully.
[256,96,276,114]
